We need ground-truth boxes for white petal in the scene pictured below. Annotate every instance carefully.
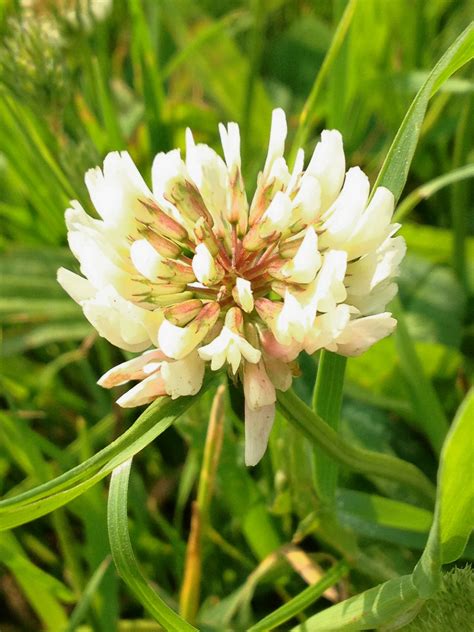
[260,191,292,237]
[233,277,254,313]
[306,129,345,211]
[334,312,397,356]
[263,108,287,177]
[236,337,261,364]
[82,286,156,352]
[304,304,351,354]
[161,350,205,399]
[151,149,187,198]
[198,327,232,370]
[310,250,347,313]
[219,121,241,171]
[57,268,95,303]
[244,402,275,466]
[192,243,216,285]
[319,167,370,250]
[275,291,306,344]
[116,371,167,408]
[85,151,151,235]
[292,174,321,224]
[343,187,395,260]
[185,139,229,229]
[281,226,321,284]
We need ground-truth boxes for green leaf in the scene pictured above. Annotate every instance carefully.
[108,458,197,631]
[336,489,433,550]
[414,389,474,597]
[373,22,474,201]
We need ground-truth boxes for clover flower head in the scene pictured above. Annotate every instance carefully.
[58,109,405,465]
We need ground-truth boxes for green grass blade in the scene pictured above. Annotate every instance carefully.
[0,375,219,529]
[374,22,474,202]
[248,559,349,632]
[289,0,359,165]
[392,297,449,455]
[277,389,436,502]
[394,163,474,222]
[108,459,197,631]
[65,557,112,632]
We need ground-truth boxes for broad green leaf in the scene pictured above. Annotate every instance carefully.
[374,22,474,201]
[414,389,474,597]
[336,489,433,549]
[0,376,218,529]
[290,574,421,631]
[439,390,474,562]
[108,458,197,631]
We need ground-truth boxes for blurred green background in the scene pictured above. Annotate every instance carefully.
[0,0,473,630]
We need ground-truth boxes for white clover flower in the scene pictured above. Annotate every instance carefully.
[58,108,404,466]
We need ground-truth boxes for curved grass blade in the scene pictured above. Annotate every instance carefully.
[290,574,421,631]
[394,163,474,222]
[108,459,197,631]
[277,389,436,502]
[0,375,219,530]
[373,22,474,202]
[248,559,349,632]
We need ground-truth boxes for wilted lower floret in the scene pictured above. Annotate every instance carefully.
[58,109,405,466]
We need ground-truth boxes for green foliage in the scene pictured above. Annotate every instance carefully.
[0,1,473,631]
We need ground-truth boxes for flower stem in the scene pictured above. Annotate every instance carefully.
[277,389,436,503]
[312,351,347,509]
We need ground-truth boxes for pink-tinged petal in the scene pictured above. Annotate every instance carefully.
[243,361,276,411]
[116,371,167,408]
[97,349,167,388]
[334,312,396,356]
[244,402,275,466]
[260,330,301,362]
